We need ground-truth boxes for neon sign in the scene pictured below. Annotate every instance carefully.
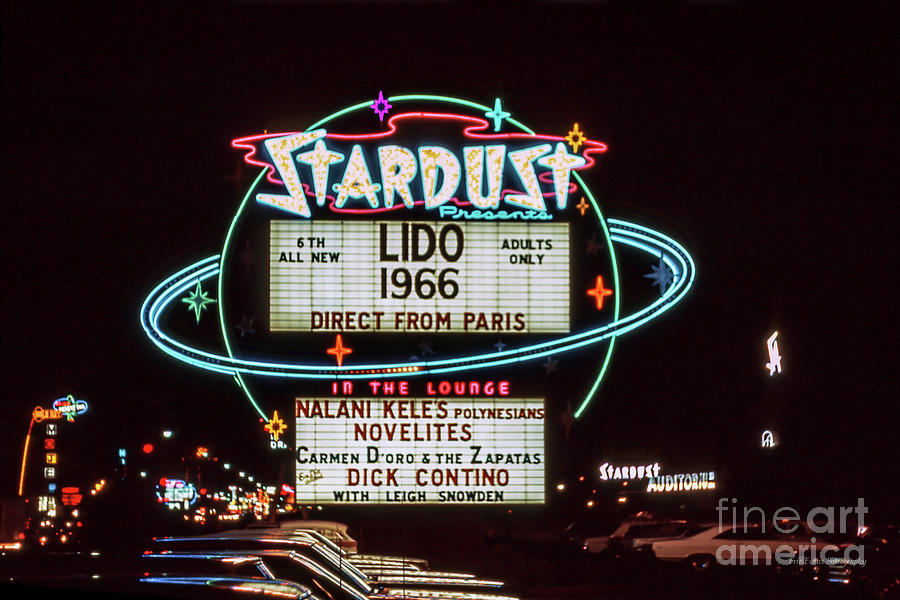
[37,495,57,515]
[265,410,289,450]
[156,478,198,509]
[51,395,88,421]
[232,113,603,218]
[646,471,716,493]
[295,396,545,504]
[61,487,82,506]
[140,94,695,426]
[766,331,782,375]
[598,462,660,481]
[32,406,62,422]
[762,430,776,448]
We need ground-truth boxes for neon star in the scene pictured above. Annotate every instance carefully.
[327,334,353,367]
[586,276,613,309]
[485,98,511,132]
[235,314,256,339]
[181,282,216,324]
[296,140,345,207]
[576,197,589,216]
[370,91,392,122]
[644,258,674,293]
[537,142,587,209]
[565,123,587,153]
[264,410,287,441]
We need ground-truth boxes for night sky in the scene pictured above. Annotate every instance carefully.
[1,2,896,518]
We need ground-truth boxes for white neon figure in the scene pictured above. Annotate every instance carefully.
[762,430,775,448]
[766,331,782,375]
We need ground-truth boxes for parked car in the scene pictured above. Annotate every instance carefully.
[223,525,430,570]
[155,549,506,597]
[277,520,359,552]
[2,574,315,600]
[151,535,375,596]
[809,524,899,597]
[140,552,278,579]
[651,522,833,571]
[0,550,274,581]
[564,518,620,551]
[628,524,714,556]
[584,519,694,557]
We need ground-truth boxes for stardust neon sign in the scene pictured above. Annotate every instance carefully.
[140,93,696,426]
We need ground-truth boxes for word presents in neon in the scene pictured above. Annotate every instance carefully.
[234,113,606,218]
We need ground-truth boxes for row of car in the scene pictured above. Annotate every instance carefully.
[578,513,899,597]
[1,521,518,600]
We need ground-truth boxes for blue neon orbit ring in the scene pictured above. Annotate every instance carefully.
[140,219,694,380]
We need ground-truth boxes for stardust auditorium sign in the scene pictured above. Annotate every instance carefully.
[140,94,695,505]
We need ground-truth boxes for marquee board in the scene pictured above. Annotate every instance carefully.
[141,94,696,505]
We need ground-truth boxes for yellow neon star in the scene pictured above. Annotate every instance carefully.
[264,411,287,440]
[565,123,587,153]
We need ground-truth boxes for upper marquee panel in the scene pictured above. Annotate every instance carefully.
[139,94,694,420]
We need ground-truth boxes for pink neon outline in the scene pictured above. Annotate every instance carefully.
[231,112,607,213]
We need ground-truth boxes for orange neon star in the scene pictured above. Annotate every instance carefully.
[587,276,614,309]
[327,334,353,366]
[264,411,287,440]
[576,197,589,216]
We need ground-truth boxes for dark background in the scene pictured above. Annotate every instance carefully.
[1,0,896,528]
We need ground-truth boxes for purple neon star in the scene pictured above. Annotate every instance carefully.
[370,90,392,121]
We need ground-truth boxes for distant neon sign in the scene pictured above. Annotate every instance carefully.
[32,406,62,422]
[766,331,782,375]
[61,487,82,506]
[646,471,716,493]
[52,395,88,421]
[156,478,198,509]
[598,462,660,481]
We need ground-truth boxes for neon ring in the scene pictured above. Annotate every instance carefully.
[140,218,694,380]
